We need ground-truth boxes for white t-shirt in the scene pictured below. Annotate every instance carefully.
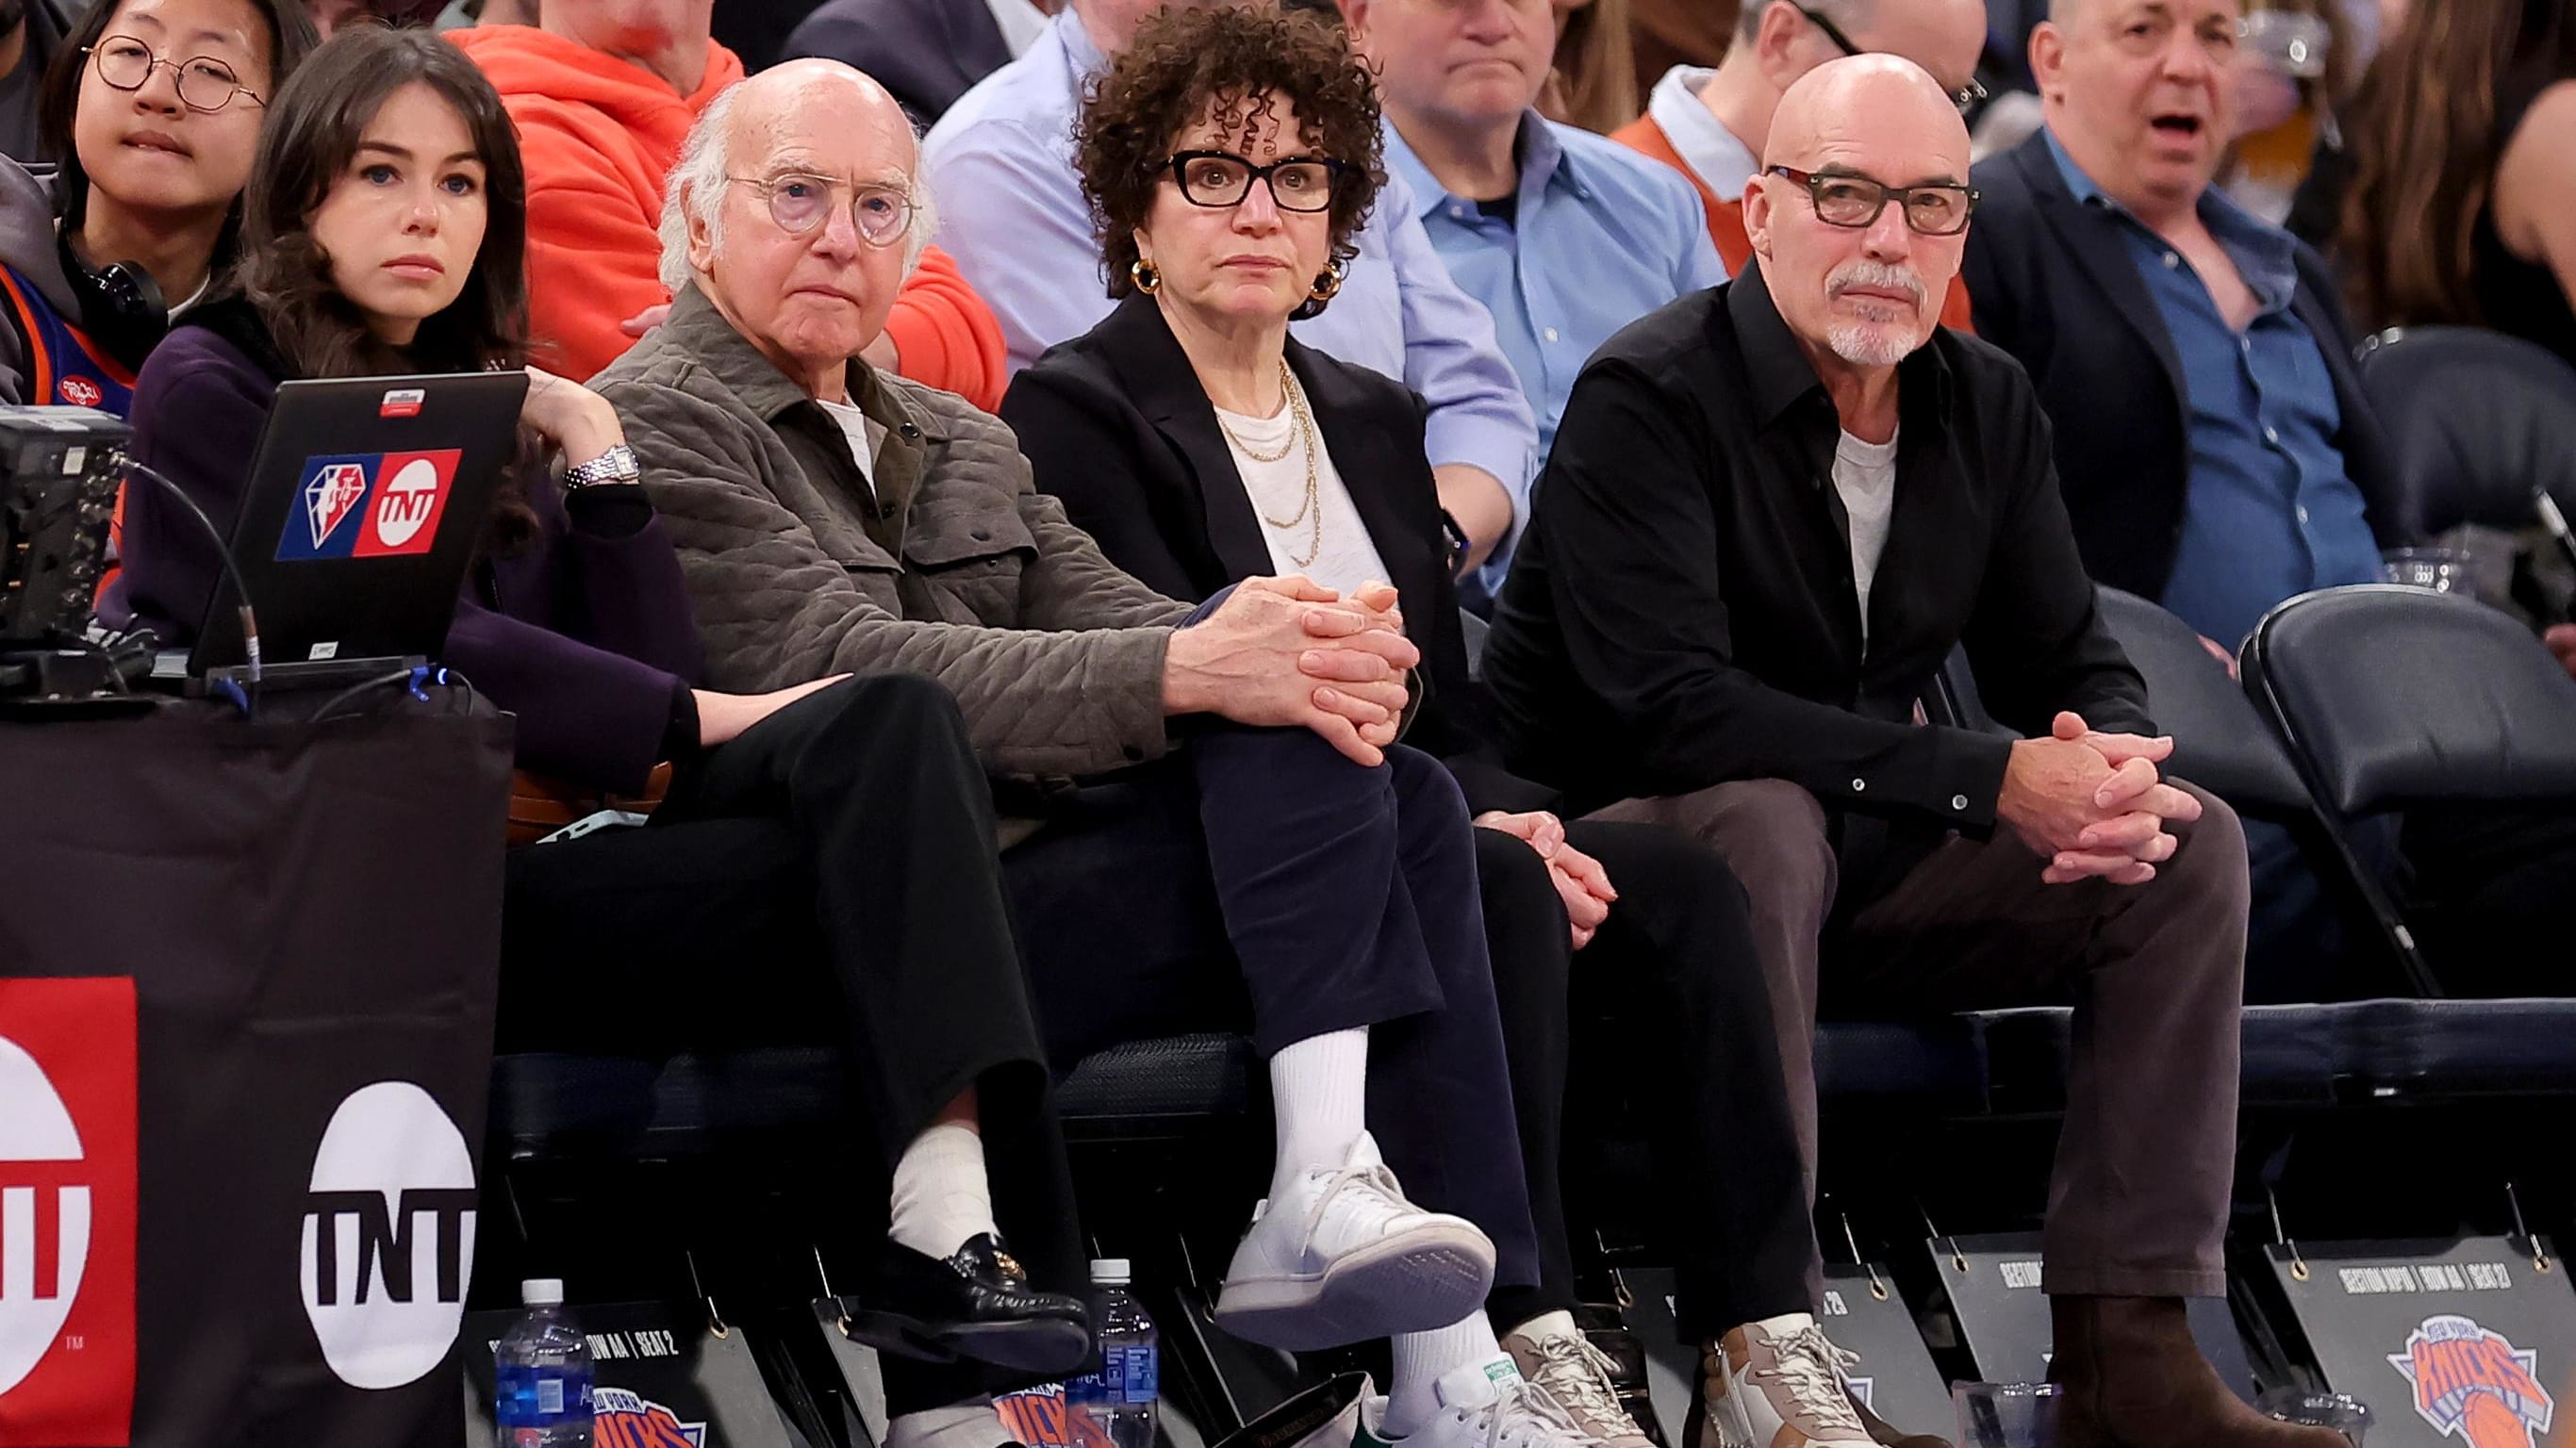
[1214,379,1390,595]
[817,396,886,502]
[1834,426,1899,642]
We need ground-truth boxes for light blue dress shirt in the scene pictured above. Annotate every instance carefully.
[923,11,1542,597]
[1386,114,1726,464]
[2044,129,2380,650]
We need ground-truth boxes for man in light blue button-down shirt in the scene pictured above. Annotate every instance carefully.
[923,0,1542,601]
[1347,0,1725,465]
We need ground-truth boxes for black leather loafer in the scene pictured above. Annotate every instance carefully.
[842,1233,1094,1375]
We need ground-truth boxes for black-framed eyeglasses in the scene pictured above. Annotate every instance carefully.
[1164,151,1349,213]
[727,173,915,248]
[1766,165,1978,236]
[85,35,262,113]
[1794,5,1989,113]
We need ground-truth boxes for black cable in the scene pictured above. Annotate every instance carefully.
[108,451,261,716]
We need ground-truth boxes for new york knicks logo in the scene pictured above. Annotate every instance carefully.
[2389,1314,2555,1446]
[591,1387,707,1447]
[275,450,461,562]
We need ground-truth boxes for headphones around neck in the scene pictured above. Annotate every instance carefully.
[59,231,170,370]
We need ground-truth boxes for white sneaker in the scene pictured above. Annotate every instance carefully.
[1702,1314,1872,1448]
[1502,1327,1654,1448]
[1214,1131,1496,1350]
[1364,1357,1593,1448]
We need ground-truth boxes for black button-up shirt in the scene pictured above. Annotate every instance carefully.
[1484,261,2150,840]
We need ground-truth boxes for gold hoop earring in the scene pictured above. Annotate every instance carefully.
[1308,264,1344,304]
[1131,258,1162,295]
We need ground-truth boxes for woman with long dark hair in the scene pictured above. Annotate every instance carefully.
[107,29,1105,1444]
[2336,0,2576,361]
[0,0,314,411]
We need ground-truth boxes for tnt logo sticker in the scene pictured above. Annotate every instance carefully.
[2390,1314,2555,1447]
[0,978,137,1446]
[275,451,460,561]
[593,1387,707,1447]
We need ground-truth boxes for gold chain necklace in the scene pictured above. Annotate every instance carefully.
[1217,360,1324,569]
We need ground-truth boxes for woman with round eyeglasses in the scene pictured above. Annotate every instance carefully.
[0,0,315,420]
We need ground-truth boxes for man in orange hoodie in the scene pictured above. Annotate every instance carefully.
[454,0,1011,408]
[1612,0,1984,330]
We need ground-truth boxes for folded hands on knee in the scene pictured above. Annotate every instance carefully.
[1163,575,1421,767]
[1474,810,1617,949]
[1999,712,2203,887]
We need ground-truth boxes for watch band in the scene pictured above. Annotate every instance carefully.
[563,443,641,490]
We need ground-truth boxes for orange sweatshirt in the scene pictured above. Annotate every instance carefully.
[450,26,1008,409]
[1611,111,1976,334]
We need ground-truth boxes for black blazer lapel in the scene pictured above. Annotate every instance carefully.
[1288,341,1444,630]
[1098,295,1280,584]
[2015,139,2188,408]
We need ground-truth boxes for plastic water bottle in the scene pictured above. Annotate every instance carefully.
[1066,1259,1158,1448]
[495,1278,594,1447]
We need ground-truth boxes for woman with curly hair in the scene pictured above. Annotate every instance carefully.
[1003,8,1840,1448]
[2335,0,2576,362]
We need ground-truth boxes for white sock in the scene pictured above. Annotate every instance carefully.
[1267,1027,1368,1198]
[888,1118,998,1260]
[1383,1311,1506,1439]
[1507,1308,1579,1346]
[886,1398,1007,1448]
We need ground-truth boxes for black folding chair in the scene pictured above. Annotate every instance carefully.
[2353,325,2576,537]
[2241,584,2576,995]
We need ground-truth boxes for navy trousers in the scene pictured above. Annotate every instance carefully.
[1004,727,1541,1295]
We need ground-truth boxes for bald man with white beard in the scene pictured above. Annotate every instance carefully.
[1486,57,2349,1448]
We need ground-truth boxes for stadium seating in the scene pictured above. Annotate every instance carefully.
[2353,325,2576,538]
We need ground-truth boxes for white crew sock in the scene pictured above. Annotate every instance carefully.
[887,1398,1010,1448]
[888,1118,999,1260]
[1267,1027,1369,1199]
[1383,1311,1506,1439]
[1507,1309,1580,1347]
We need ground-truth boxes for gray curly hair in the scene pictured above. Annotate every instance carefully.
[657,82,941,293]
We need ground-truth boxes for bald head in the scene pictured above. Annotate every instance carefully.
[1745,56,1974,378]
[1767,53,1972,173]
[728,59,917,173]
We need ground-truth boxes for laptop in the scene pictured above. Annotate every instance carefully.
[181,370,531,688]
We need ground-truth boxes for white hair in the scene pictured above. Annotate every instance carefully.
[657,81,940,293]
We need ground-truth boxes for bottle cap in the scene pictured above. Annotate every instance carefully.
[521,1277,566,1307]
[1090,1259,1131,1285]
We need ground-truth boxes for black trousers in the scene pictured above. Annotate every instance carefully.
[1004,727,1543,1293]
[1478,821,1815,1341]
[499,674,1084,1415]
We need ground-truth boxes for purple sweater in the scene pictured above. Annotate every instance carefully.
[106,318,707,795]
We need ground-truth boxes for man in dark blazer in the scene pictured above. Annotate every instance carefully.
[781,0,1040,124]
[1957,0,2400,652]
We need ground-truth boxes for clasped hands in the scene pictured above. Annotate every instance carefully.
[1476,810,1616,951]
[1998,712,2204,887]
[1162,574,1419,767]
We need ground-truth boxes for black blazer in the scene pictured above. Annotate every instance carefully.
[781,0,1015,125]
[1960,131,2403,604]
[1000,292,1558,816]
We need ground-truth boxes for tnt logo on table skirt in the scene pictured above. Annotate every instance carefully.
[275,450,462,561]
[0,977,139,1446]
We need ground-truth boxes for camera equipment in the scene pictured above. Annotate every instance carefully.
[0,406,152,712]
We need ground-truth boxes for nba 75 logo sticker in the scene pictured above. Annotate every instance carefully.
[0,978,138,1446]
[275,450,461,562]
[2391,1314,2555,1447]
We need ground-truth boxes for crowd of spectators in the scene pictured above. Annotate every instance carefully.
[8,0,2574,1446]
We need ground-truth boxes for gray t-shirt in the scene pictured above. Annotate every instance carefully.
[1834,427,1899,643]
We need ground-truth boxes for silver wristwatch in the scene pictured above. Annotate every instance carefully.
[562,443,641,490]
